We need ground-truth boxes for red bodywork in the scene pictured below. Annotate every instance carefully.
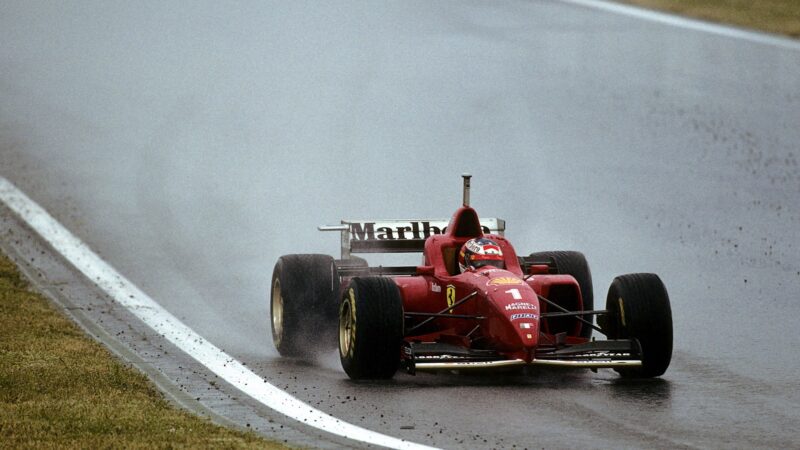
[377,206,588,365]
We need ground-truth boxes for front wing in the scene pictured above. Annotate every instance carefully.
[402,340,642,374]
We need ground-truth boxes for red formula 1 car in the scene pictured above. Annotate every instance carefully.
[270,175,673,379]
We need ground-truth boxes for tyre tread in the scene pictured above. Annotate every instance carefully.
[271,254,339,357]
[340,277,403,379]
[606,273,672,378]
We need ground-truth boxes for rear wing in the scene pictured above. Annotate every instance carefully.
[319,218,505,259]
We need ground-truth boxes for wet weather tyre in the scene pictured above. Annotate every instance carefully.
[603,273,672,378]
[339,277,404,380]
[529,251,594,338]
[270,254,340,358]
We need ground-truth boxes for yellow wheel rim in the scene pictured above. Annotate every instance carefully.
[271,278,284,347]
[339,292,356,357]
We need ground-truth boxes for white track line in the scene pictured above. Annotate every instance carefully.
[0,177,436,450]
[559,0,800,51]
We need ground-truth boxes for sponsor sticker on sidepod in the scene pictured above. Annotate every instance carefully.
[510,313,538,320]
[505,302,536,311]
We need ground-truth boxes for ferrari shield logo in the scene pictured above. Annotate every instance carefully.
[446,285,456,313]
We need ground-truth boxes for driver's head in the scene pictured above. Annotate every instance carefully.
[458,238,504,273]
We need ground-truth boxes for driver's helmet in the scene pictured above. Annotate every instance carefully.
[458,238,505,272]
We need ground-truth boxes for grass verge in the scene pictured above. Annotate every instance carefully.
[618,0,800,38]
[0,251,286,449]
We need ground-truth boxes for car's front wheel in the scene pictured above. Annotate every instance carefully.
[339,277,403,380]
[602,273,672,378]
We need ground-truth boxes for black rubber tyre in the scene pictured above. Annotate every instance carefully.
[270,254,340,358]
[602,273,672,378]
[339,277,404,380]
[529,251,594,338]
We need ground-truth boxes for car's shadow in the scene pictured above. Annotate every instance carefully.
[258,352,672,405]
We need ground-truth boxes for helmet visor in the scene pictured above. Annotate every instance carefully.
[470,258,505,269]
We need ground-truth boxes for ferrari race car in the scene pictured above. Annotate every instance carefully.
[270,175,673,379]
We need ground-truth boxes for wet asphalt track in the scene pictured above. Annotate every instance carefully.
[2,1,800,448]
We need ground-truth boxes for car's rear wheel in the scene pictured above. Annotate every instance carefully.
[602,273,672,378]
[529,251,594,338]
[339,277,404,380]
[270,254,339,357]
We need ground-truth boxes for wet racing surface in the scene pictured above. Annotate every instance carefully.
[2,1,799,448]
